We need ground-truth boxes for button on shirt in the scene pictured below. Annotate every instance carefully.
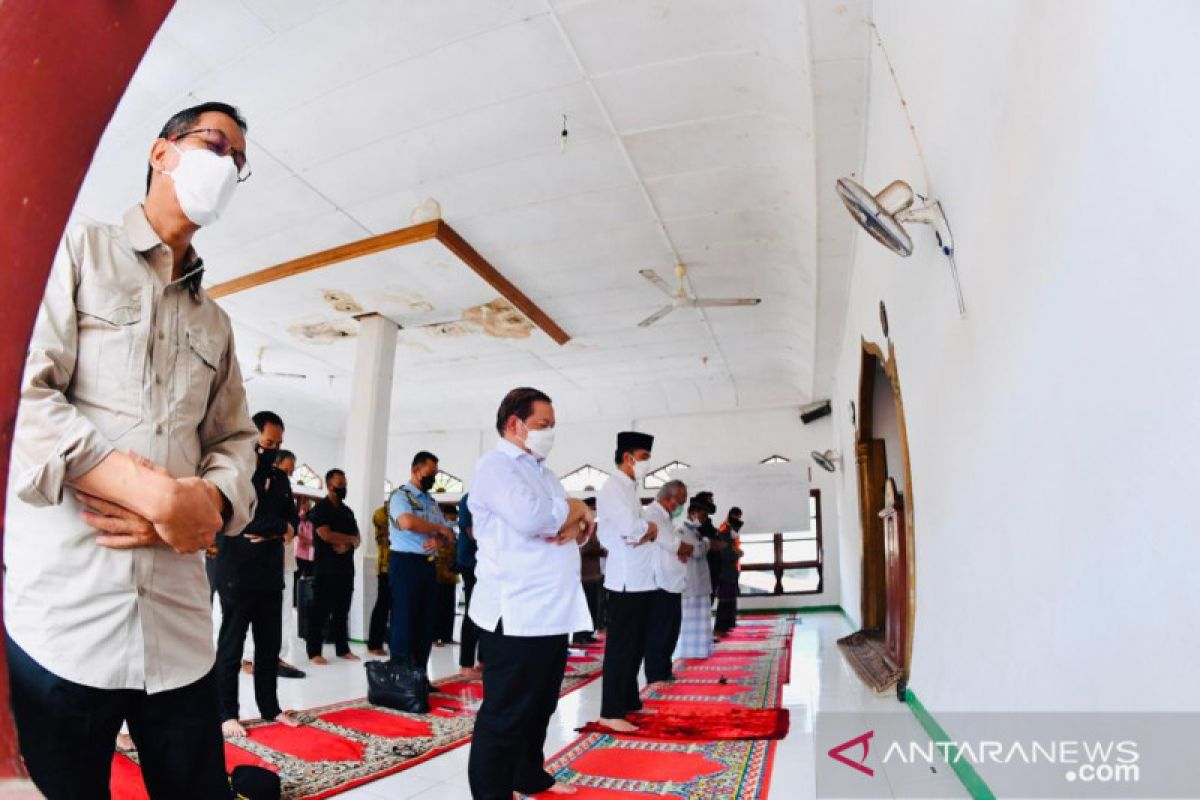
[597,470,655,592]
[467,439,591,636]
[5,205,257,693]
[644,500,687,594]
[388,483,445,555]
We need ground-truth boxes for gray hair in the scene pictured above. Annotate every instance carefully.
[656,480,687,502]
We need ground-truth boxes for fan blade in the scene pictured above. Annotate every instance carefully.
[262,371,308,380]
[243,375,257,384]
[637,304,676,328]
[693,297,762,307]
[638,269,675,298]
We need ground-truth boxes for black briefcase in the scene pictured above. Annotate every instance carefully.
[366,658,430,714]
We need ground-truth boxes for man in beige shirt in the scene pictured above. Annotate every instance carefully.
[5,101,257,799]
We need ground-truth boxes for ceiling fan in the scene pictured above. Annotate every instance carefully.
[637,264,761,328]
[243,346,307,383]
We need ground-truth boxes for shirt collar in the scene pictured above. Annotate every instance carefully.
[496,437,539,465]
[123,204,204,286]
[404,481,430,499]
[123,204,162,254]
[611,469,634,487]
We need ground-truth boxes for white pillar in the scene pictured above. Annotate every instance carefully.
[342,313,397,640]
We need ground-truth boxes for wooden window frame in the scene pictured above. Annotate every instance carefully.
[736,488,823,596]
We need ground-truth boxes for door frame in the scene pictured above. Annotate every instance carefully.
[855,337,917,680]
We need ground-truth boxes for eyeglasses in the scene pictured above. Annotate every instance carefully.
[171,128,252,183]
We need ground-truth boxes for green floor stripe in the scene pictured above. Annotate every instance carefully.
[903,689,997,799]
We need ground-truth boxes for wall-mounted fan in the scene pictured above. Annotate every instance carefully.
[836,177,965,316]
[810,449,842,473]
[637,264,761,328]
[243,346,306,383]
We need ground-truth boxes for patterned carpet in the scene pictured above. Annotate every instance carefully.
[529,616,795,800]
[111,651,604,800]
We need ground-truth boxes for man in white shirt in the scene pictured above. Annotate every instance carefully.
[643,480,693,691]
[595,430,658,733]
[466,387,594,799]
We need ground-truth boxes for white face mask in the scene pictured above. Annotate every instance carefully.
[164,144,238,226]
[521,421,555,460]
[632,458,651,481]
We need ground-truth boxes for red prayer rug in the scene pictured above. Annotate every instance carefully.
[577,707,789,742]
[111,656,603,800]
[532,614,794,799]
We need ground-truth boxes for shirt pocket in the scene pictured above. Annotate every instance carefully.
[176,327,221,462]
[74,285,145,440]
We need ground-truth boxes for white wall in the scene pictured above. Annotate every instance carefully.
[278,424,342,486]
[382,406,844,607]
[831,0,1200,718]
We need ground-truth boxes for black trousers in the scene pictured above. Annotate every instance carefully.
[715,579,738,633]
[216,588,283,721]
[367,572,392,651]
[434,581,457,643]
[6,635,231,800]
[306,572,353,658]
[388,552,436,673]
[644,589,683,684]
[459,567,480,668]
[572,581,601,643]
[600,589,653,719]
[205,556,218,602]
[468,624,568,799]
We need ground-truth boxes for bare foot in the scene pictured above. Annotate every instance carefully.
[310,655,329,665]
[340,652,361,661]
[597,717,638,733]
[646,681,667,694]
[222,719,247,738]
[115,733,134,751]
[546,782,578,795]
[458,667,483,680]
[367,648,387,656]
[274,711,302,728]
[240,660,254,675]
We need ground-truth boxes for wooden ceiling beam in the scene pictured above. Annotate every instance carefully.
[205,219,570,345]
[434,222,570,346]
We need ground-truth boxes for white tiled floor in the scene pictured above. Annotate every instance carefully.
[228,612,967,799]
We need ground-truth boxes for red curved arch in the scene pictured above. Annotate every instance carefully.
[0,0,174,778]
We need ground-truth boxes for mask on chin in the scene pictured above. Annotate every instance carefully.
[164,144,238,226]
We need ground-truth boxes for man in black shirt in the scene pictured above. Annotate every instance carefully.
[215,411,301,736]
[306,469,362,664]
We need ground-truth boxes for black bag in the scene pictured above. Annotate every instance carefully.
[366,658,430,713]
[231,765,280,800]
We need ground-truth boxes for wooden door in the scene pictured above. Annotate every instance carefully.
[880,478,907,668]
[856,439,888,629]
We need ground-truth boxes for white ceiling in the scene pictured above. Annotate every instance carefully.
[72,0,869,436]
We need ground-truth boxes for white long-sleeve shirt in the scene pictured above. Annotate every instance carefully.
[466,439,591,636]
[679,519,713,598]
[644,500,687,594]
[597,469,655,592]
